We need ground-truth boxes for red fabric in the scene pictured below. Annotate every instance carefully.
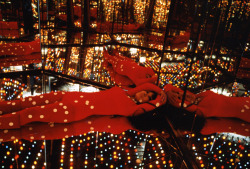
[0,116,133,142]
[104,60,134,89]
[164,84,250,122]
[163,84,250,136]
[104,50,157,87]
[0,21,19,37]
[0,39,41,56]
[0,83,163,130]
[194,91,250,122]
[201,118,250,136]
[0,53,41,67]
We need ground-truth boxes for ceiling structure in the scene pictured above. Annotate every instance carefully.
[0,0,249,168]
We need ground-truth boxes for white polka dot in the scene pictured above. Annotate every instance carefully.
[29,98,32,101]
[40,95,44,98]
[32,101,36,105]
[30,136,34,140]
[28,115,33,118]
[54,93,58,95]
[156,103,160,107]
[64,119,68,123]
[0,139,3,142]
[7,102,11,105]
[49,123,54,127]
[246,100,249,103]
[80,95,84,98]
[244,105,249,109]
[63,106,67,109]
[41,135,45,139]
[62,92,65,94]
[45,100,49,104]
[108,125,111,128]
[183,103,187,107]
[88,121,92,125]
[64,128,68,132]
[65,111,69,115]
[53,109,57,113]
[3,130,8,134]
[74,100,78,103]
[29,127,33,131]
[90,127,94,131]
[41,105,45,108]
[241,109,245,113]
[12,112,16,115]
[228,127,232,130]
[12,102,16,106]
[65,135,69,138]
[0,111,2,115]
[85,100,89,105]
[11,136,15,140]
[40,115,44,119]
[245,129,249,132]
[59,103,63,106]
[9,122,14,126]
[90,105,94,109]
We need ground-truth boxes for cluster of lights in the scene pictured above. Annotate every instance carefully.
[56,130,177,168]
[1,130,180,168]
[44,48,66,72]
[185,133,250,169]
[152,0,171,29]
[0,78,26,101]
[157,59,222,89]
[0,139,45,169]
[3,129,248,169]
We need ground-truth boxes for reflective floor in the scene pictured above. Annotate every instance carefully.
[1,0,250,168]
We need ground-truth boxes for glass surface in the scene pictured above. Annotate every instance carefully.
[0,0,249,168]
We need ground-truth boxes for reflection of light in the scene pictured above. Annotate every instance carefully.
[41,48,48,55]
[10,66,23,71]
[139,57,146,63]
[80,86,100,93]
[219,133,249,140]
[67,83,80,91]
[130,48,137,54]
[94,47,103,51]
[210,88,231,96]
[161,62,168,67]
